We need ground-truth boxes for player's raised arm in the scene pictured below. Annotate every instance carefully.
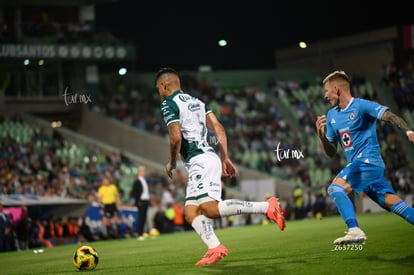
[315,115,337,157]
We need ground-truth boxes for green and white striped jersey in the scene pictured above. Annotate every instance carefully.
[160,90,214,162]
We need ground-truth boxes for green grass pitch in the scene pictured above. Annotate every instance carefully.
[1,212,413,275]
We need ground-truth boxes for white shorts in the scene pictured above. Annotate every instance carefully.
[185,151,222,206]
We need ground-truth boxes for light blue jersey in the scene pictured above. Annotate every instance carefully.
[325,98,389,168]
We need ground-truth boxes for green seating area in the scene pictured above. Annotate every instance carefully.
[0,118,138,202]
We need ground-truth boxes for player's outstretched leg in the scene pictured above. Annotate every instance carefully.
[265,197,286,231]
[195,244,228,266]
[217,197,286,231]
[390,200,414,225]
[328,184,367,244]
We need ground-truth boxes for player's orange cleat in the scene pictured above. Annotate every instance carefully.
[266,197,286,231]
[195,244,228,266]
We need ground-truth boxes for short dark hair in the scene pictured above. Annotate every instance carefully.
[155,67,179,82]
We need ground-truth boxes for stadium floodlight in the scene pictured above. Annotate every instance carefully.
[118,67,127,76]
[218,39,227,47]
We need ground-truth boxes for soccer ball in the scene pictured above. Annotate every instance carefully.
[73,245,99,271]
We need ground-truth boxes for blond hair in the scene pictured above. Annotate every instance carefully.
[322,70,350,84]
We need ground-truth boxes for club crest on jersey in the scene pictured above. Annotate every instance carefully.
[349,112,355,120]
[339,128,353,151]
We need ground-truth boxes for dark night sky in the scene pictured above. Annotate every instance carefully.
[95,1,413,72]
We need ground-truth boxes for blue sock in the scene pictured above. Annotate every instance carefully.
[327,184,359,228]
[390,200,414,224]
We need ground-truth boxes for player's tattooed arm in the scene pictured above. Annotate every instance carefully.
[381,110,411,131]
[319,137,337,158]
[168,121,182,165]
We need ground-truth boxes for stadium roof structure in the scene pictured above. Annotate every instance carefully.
[1,0,113,7]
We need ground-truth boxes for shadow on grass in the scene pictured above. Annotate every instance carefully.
[196,261,283,274]
[90,256,288,274]
[365,254,414,265]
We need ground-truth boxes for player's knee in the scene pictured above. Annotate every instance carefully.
[384,193,402,209]
[184,206,198,224]
[184,214,194,225]
[199,203,220,219]
[327,183,346,197]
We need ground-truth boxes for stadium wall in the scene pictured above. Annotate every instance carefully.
[78,107,169,165]
[101,68,322,93]
[275,26,398,84]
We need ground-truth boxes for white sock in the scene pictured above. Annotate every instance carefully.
[218,199,268,217]
[192,215,220,249]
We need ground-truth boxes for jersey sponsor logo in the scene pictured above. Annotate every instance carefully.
[178,94,192,102]
[209,181,221,188]
[339,129,353,150]
[188,102,201,112]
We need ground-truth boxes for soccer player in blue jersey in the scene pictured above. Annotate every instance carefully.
[315,70,414,245]
[155,68,285,266]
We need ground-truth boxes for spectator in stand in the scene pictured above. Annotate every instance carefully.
[313,192,327,220]
[117,214,134,239]
[78,216,97,243]
[153,202,174,234]
[172,200,185,232]
[29,218,54,248]
[65,217,80,244]
[293,185,305,220]
[52,217,68,245]
[160,184,175,210]
[15,205,30,250]
[0,203,13,252]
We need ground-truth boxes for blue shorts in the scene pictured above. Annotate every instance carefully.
[337,161,396,208]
